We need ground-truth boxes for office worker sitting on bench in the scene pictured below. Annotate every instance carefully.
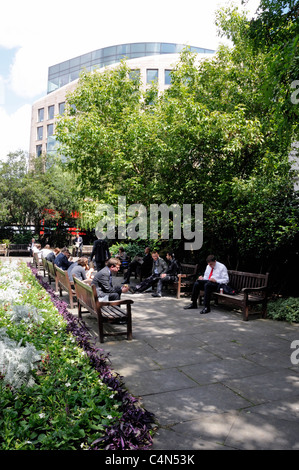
[91,258,129,301]
[184,254,229,314]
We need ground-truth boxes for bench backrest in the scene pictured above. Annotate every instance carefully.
[73,276,97,312]
[228,270,269,291]
[42,257,48,272]
[180,264,198,276]
[55,265,72,290]
[8,244,28,249]
[47,260,56,276]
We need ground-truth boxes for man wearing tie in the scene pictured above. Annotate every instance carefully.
[184,254,229,314]
[91,258,129,301]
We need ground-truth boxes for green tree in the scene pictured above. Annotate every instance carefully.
[0,151,80,242]
[55,6,299,277]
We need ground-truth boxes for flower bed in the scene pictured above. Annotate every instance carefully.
[0,260,155,450]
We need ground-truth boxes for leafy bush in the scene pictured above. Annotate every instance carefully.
[267,297,299,323]
[0,260,154,450]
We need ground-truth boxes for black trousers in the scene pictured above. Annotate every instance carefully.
[124,260,140,282]
[191,280,219,308]
[95,260,106,271]
[135,274,160,292]
[156,275,177,294]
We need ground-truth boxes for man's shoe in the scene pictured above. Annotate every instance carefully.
[152,293,162,297]
[184,303,197,309]
[200,307,210,314]
[129,287,136,293]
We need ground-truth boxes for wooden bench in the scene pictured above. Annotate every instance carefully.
[70,245,94,257]
[7,244,29,256]
[73,276,133,343]
[0,244,7,256]
[33,253,45,275]
[42,257,49,278]
[199,270,269,321]
[55,265,77,309]
[171,264,198,299]
[46,259,58,291]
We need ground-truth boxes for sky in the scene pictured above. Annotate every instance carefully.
[0,0,261,162]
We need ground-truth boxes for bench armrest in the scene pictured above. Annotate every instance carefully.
[241,286,267,293]
[97,299,134,307]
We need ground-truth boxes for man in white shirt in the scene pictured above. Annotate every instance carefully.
[184,254,229,314]
[40,244,53,259]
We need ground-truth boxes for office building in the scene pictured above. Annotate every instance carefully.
[29,42,214,158]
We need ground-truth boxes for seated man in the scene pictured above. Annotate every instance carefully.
[32,243,42,259]
[46,247,60,263]
[123,246,153,284]
[40,244,53,259]
[132,251,167,293]
[68,257,90,283]
[91,258,129,301]
[184,254,229,314]
[54,247,73,271]
[152,252,181,297]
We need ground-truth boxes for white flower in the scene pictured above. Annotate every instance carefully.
[39,413,46,418]
[65,382,71,387]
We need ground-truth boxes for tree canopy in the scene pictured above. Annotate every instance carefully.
[0,151,80,244]
[55,2,299,279]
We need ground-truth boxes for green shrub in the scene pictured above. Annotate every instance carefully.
[267,297,299,323]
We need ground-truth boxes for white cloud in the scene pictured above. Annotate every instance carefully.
[0,104,32,160]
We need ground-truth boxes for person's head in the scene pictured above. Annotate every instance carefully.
[77,257,89,268]
[36,243,41,249]
[118,247,125,253]
[151,251,159,261]
[45,244,50,249]
[206,254,216,268]
[107,257,121,273]
[144,247,150,254]
[166,251,174,261]
[54,248,60,255]
[61,247,71,258]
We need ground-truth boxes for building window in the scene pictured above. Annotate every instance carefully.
[47,124,54,137]
[48,105,54,120]
[36,144,42,157]
[129,69,140,81]
[38,108,44,122]
[37,126,43,140]
[59,102,65,115]
[164,69,172,85]
[146,69,158,84]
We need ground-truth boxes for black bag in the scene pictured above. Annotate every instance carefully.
[219,284,236,295]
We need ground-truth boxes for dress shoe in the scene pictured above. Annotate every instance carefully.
[128,287,136,294]
[152,293,161,297]
[184,303,197,309]
[200,307,210,314]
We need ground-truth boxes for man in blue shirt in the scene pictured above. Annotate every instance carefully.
[54,248,73,271]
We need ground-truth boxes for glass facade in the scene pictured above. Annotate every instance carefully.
[47,42,214,93]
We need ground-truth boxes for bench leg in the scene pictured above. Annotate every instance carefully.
[127,305,132,341]
[261,300,267,319]
[78,303,82,320]
[97,314,104,343]
[176,280,181,299]
[243,305,249,321]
